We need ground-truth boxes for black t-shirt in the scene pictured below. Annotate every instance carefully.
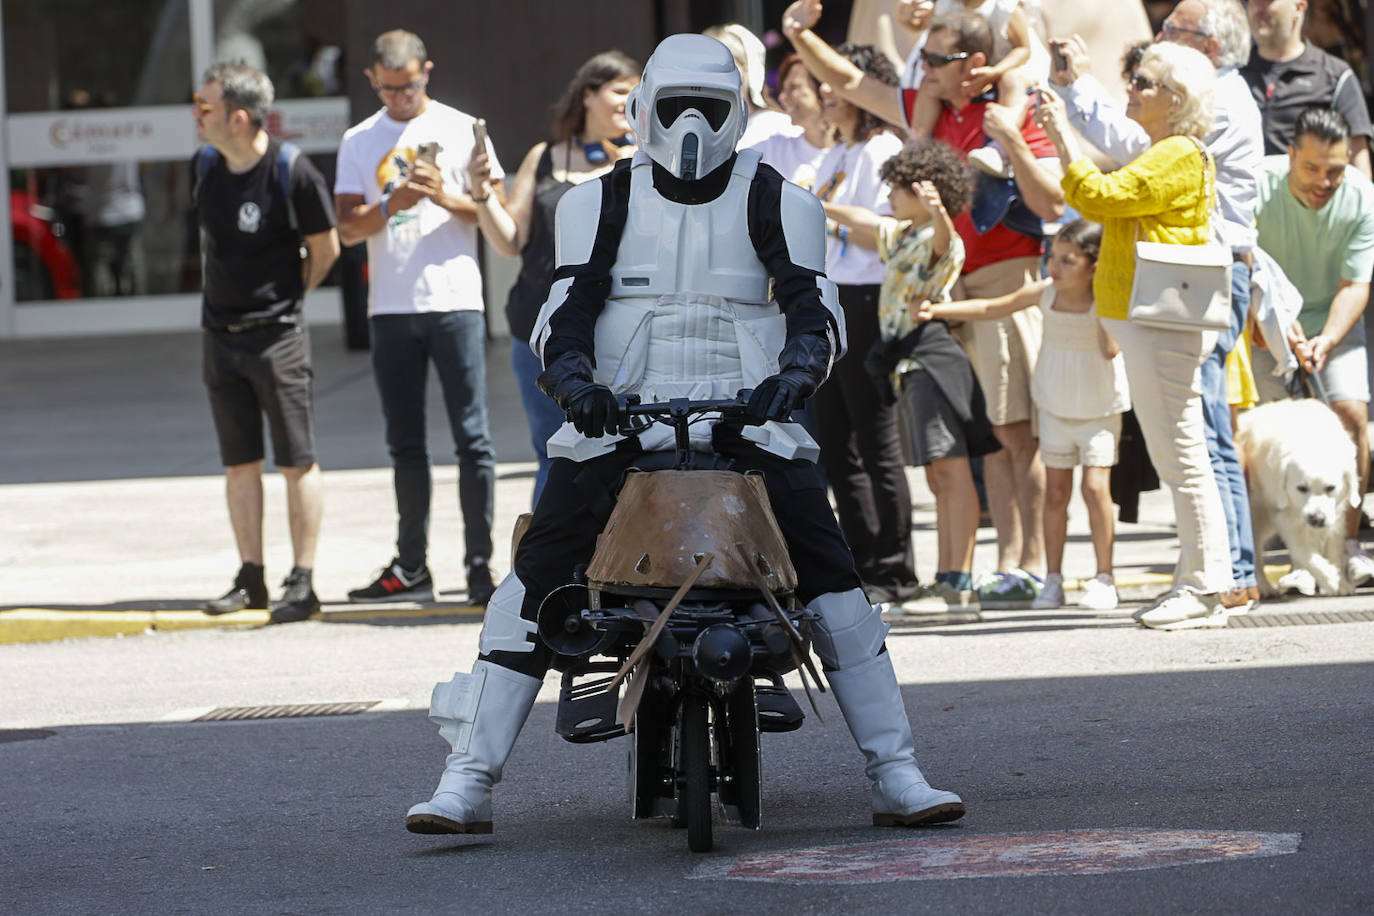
[1241,43,1374,155]
[193,138,335,329]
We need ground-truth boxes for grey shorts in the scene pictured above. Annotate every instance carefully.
[1252,333,1370,405]
[895,368,968,466]
[203,325,317,468]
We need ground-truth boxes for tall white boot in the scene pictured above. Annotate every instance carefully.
[405,660,543,834]
[826,652,966,826]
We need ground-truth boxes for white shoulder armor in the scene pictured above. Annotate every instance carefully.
[778,181,826,274]
[552,178,605,268]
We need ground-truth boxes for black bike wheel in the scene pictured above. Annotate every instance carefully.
[726,680,762,829]
[681,692,713,853]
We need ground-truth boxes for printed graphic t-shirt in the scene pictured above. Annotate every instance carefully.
[813,131,903,286]
[335,100,504,315]
[195,138,335,329]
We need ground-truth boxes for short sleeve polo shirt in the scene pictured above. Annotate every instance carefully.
[1241,43,1374,156]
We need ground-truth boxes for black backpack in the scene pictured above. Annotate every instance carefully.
[192,141,302,234]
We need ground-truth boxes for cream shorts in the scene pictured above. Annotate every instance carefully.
[952,256,1042,427]
[1038,409,1121,469]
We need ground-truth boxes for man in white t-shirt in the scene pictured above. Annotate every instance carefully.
[335,30,504,606]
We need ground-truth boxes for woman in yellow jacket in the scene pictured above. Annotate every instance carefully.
[1038,42,1233,630]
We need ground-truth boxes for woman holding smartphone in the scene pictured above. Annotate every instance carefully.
[467,51,639,506]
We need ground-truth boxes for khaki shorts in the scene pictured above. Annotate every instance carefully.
[951,256,1043,427]
[1038,409,1121,469]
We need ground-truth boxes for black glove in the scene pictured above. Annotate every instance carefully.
[747,369,812,422]
[537,351,622,437]
[747,331,833,422]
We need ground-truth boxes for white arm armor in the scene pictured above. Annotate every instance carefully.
[778,180,847,360]
[530,180,605,362]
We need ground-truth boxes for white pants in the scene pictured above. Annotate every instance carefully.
[1104,318,1233,595]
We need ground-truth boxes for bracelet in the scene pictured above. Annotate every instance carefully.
[379,195,389,219]
[472,194,490,204]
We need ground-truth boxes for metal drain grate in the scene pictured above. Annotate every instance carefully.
[0,728,57,743]
[196,701,379,721]
[1229,610,1374,628]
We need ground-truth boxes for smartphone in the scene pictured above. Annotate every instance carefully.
[1052,43,1069,72]
[416,141,440,164]
[472,118,488,152]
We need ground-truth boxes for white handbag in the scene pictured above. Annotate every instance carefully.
[1127,137,1232,332]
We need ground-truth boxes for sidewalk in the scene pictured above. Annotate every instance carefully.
[1,326,1205,644]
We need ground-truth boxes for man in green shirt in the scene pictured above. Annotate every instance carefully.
[1255,107,1374,582]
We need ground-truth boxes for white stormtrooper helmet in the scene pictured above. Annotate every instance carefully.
[627,34,746,181]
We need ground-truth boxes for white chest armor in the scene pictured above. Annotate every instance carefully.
[545,150,818,462]
[609,149,771,305]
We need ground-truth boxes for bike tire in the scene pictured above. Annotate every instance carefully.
[681,692,713,852]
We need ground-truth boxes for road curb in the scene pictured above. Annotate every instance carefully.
[0,566,1298,646]
[0,604,486,645]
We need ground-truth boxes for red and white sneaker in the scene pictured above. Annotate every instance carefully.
[347,559,435,603]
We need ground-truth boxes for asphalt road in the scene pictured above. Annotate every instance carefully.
[2,611,1370,915]
[4,328,1372,912]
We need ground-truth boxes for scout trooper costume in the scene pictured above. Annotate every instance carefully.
[405,34,964,837]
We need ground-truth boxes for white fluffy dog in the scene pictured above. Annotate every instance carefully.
[1238,399,1361,597]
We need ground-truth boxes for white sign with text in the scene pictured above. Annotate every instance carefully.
[5,98,350,166]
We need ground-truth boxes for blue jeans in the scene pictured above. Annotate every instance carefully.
[370,311,495,569]
[511,338,564,508]
[1199,260,1255,589]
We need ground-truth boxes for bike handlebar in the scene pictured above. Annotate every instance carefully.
[618,392,753,419]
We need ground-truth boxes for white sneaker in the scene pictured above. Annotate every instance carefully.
[1345,540,1374,586]
[1138,590,1227,630]
[1031,574,1065,609]
[967,145,1012,178]
[891,582,978,616]
[1077,574,1120,611]
[1277,568,1317,596]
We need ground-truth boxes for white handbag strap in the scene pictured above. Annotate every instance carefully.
[1186,135,1224,246]
[1136,136,1219,245]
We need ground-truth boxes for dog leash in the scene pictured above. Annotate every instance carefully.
[1297,362,1332,405]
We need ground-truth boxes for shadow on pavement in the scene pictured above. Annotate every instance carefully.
[1,664,1368,912]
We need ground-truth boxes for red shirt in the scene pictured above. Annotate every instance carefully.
[904,89,1055,274]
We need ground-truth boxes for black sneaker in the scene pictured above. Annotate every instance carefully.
[466,558,496,606]
[270,567,321,623]
[347,559,435,603]
[204,564,268,616]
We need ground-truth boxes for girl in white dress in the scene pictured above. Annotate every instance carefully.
[918,221,1128,610]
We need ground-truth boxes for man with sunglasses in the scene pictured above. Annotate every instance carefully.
[785,3,1065,608]
[335,30,503,608]
[1050,0,1269,613]
[192,63,340,624]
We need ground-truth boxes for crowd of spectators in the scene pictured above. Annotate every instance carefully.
[193,1,1374,632]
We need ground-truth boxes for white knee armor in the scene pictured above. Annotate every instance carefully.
[476,573,538,655]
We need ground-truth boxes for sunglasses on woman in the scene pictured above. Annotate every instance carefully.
[1128,74,1174,94]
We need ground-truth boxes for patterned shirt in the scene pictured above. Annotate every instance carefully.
[875,216,965,374]
[876,217,965,338]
